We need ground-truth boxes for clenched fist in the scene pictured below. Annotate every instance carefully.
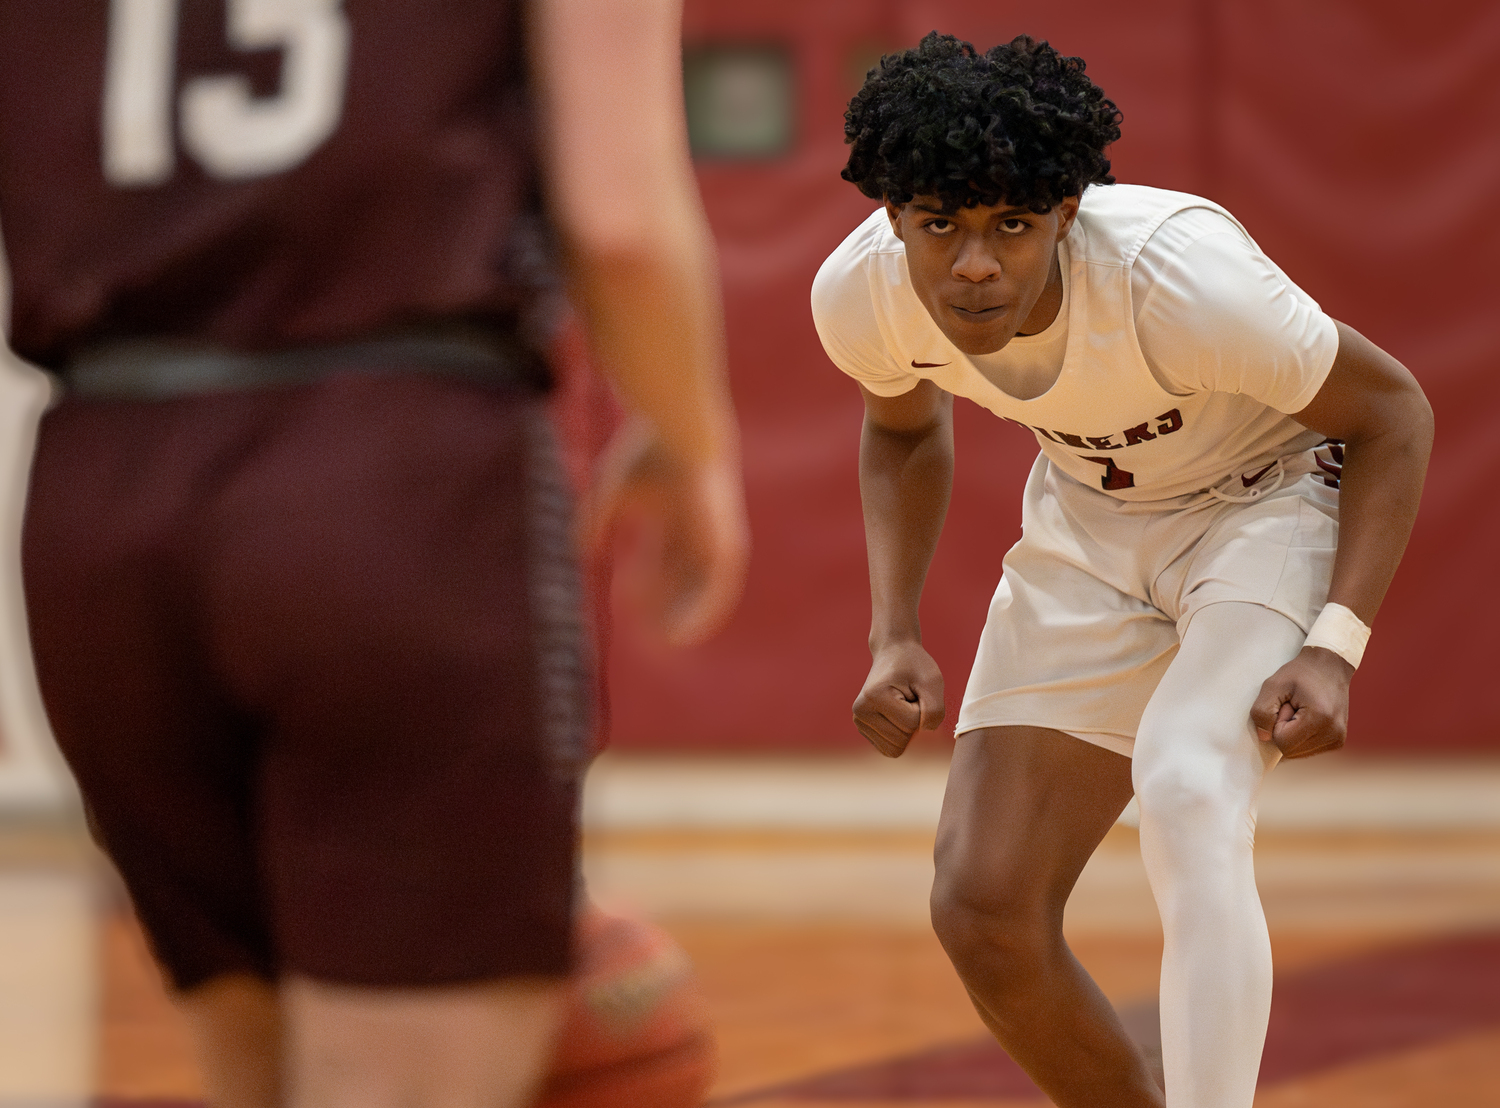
[1250,645,1354,760]
[853,640,946,758]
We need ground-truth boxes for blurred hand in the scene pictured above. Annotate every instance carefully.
[1250,646,1353,759]
[853,640,945,758]
[578,418,749,647]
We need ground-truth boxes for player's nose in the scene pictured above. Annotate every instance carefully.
[951,236,1001,282]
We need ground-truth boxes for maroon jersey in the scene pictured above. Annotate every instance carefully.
[0,0,554,368]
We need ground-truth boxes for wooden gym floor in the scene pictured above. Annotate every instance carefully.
[1,752,1498,1107]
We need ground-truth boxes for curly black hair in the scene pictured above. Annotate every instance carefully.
[842,32,1122,213]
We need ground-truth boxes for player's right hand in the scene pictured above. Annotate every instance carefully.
[853,641,945,758]
[578,417,750,647]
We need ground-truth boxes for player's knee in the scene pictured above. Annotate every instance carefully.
[1133,756,1237,830]
[929,895,1057,1006]
[929,878,1054,986]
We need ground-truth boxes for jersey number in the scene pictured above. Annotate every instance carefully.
[102,0,351,186]
[1084,455,1136,491]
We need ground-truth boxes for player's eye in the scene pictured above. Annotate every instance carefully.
[924,219,956,236]
[999,218,1028,234]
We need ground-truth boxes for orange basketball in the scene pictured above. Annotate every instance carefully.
[535,906,718,1108]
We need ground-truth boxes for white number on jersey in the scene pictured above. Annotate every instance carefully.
[102,0,178,186]
[102,0,351,187]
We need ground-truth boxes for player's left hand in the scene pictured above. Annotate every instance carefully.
[1249,646,1354,759]
[578,417,750,647]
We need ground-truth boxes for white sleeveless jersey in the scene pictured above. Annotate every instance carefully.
[812,184,1336,501]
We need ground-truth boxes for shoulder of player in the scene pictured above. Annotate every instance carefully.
[811,208,923,384]
[1142,206,1255,264]
[1073,183,1251,268]
[1078,181,1228,220]
[814,205,898,280]
[812,207,897,325]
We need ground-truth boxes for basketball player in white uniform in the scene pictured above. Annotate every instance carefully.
[812,33,1432,1108]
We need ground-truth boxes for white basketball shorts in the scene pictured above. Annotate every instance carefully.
[955,451,1339,757]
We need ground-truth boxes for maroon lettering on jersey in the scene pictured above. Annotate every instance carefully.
[1122,422,1156,445]
[1086,435,1120,450]
[1155,408,1184,434]
[1084,455,1136,491]
[1053,431,1089,449]
[1315,438,1345,488]
[0,0,553,367]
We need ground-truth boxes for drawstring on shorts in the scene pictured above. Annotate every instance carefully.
[1206,443,1339,504]
[1209,457,1287,503]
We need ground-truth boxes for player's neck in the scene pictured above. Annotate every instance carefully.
[1016,250,1064,338]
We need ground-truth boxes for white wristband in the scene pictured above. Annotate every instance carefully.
[1303,603,1371,669]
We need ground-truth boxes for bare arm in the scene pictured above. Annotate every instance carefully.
[1251,320,1434,756]
[853,379,954,756]
[530,0,747,644]
[1289,321,1434,623]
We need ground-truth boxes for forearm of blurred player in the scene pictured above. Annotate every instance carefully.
[530,0,747,645]
[530,0,738,469]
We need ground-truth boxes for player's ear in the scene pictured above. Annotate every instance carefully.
[884,198,905,241]
[1054,195,1081,240]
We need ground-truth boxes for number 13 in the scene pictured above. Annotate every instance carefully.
[103,0,350,186]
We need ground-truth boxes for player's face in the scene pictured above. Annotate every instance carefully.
[885,194,1079,356]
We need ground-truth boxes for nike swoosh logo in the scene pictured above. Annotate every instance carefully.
[911,360,950,368]
[1242,462,1277,487]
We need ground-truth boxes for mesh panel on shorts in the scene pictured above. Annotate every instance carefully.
[524,415,593,779]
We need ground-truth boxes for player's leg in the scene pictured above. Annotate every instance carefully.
[1132,600,1302,1108]
[283,977,566,1108]
[175,976,281,1108]
[931,725,1164,1108]
[211,373,588,1108]
[174,973,567,1108]
[22,394,287,1108]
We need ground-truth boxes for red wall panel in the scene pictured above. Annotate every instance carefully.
[1202,0,1500,750]
[606,1,1500,752]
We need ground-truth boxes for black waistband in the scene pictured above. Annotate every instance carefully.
[60,327,548,400]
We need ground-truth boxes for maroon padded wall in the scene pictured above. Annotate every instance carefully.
[604,0,1500,752]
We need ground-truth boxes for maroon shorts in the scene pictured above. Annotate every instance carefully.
[22,368,590,990]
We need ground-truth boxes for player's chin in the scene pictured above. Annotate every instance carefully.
[940,314,1012,355]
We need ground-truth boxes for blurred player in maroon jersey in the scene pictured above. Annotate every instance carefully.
[0,2,747,1106]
